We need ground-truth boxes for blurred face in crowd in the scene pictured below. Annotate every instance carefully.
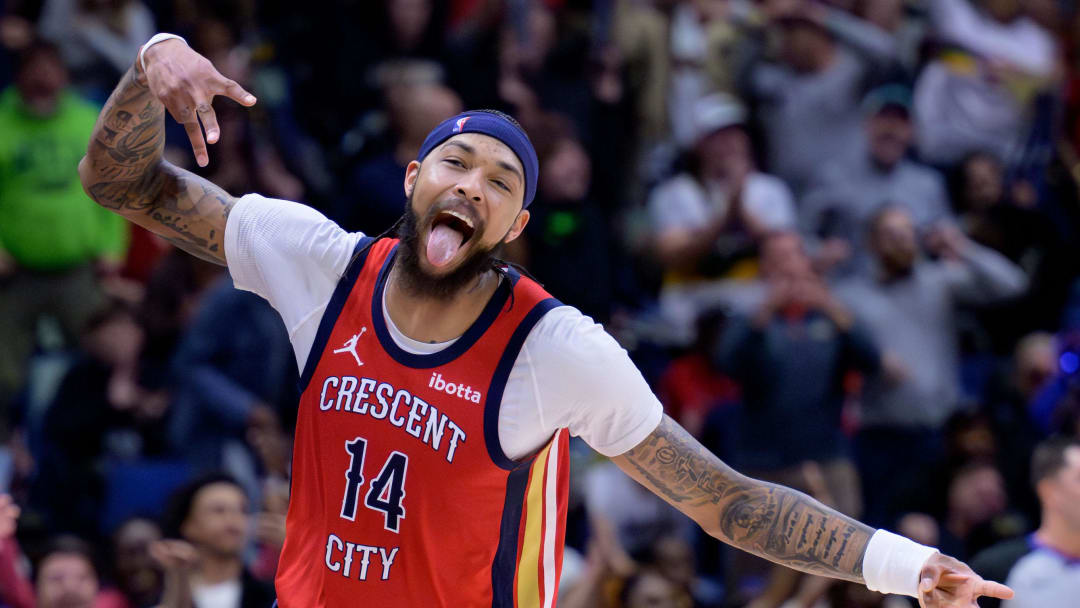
[113,519,162,603]
[624,570,679,608]
[540,138,591,203]
[1014,332,1056,400]
[962,154,1004,212]
[16,47,68,117]
[392,84,463,147]
[866,107,912,169]
[948,465,1007,528]
[697,126,752,181]
[651,537,695,590]
[897,512,940,547]
[781,20,833,73]
[870,208,918,276]
[1040,446,1080,531]
[857,0,904,31]
[400,133,529,297]
[1023,0,1059,29]
[950,416,998,463]
[388,0,432,49]
[181,482,249,559]
[692,0,730,21]
[760,232,812,280]
[84,312,143,369]
[36,553,98,608]
[520,5,557,71]
[982,0,1022,23]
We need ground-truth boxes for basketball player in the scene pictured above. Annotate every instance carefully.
[77,34,1014,608]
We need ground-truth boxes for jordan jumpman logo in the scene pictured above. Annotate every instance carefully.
[332,327,366,367]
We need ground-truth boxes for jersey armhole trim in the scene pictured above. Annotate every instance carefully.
[296,236,376,393]
[483,297,562,471]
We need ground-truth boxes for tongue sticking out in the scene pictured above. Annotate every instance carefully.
[426,224,465,267]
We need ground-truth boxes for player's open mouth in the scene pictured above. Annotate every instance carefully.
[426,209,477,268]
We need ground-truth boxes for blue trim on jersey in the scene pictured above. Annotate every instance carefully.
[296,236,376,393]
[490,463,531,608]
[1029,533,1080,565]
[370,245,512,369]
[483,294,562,471]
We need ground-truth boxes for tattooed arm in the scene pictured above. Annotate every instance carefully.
[613,415,871,581]
[613,416,1014,606]
[78,38,256,265]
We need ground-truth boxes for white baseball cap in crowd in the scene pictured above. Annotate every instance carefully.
[693,92,747,140]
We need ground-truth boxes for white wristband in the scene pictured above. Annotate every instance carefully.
[861,529,939,597]
[139,33,187,73]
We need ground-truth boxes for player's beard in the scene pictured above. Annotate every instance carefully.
[395,192,502,300]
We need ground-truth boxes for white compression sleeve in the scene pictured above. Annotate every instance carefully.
[861,529,940,597]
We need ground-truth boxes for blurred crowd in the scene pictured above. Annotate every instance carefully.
[2,0,1080,607]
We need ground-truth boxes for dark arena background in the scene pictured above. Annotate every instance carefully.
[1,0,1080,606]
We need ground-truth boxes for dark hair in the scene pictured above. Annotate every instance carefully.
[82,298,137,335]
[33,535,98,584]
[161,472,246,539]
[1031,436,1080,487]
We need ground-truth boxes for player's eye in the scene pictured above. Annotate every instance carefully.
[444,158,465,168]
[492,179,510,192]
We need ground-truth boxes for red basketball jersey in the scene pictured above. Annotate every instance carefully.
[275,238,570,608]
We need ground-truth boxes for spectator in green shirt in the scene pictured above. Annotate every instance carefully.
[0,40,129,430]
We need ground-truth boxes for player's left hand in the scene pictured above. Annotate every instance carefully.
[917,553,1013,607]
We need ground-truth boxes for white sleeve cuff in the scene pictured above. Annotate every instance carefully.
[861,529,939,598]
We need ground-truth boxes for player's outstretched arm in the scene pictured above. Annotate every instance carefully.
[612,415,1014,607]
[78,37,256,265]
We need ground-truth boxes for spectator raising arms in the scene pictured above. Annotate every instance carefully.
[801,84,952,276]
[836,207,1027,527]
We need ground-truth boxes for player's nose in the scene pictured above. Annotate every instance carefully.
[454,169,484,203]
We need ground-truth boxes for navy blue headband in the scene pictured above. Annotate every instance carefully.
[416,111,538,208]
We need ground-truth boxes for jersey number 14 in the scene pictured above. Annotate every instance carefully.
[340,437,408,532]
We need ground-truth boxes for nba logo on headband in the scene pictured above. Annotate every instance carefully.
[452,117,471,133]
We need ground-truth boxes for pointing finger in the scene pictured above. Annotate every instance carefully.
[182,120,208,167]
[975,580,1014,600]
[219,77,256,107]
[195,101,220,144]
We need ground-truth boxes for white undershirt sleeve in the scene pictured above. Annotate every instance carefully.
[501,307,663,459]
[224,193,364,369]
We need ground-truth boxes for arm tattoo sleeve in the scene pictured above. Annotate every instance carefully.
[80,66,234,265]
[613,415,873,582]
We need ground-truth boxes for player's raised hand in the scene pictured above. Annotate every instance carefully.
[139,38,257,167]
[917,553,1013,607]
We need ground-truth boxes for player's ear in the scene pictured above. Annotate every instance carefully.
[404,161,421,198]
[503,209,530,244]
